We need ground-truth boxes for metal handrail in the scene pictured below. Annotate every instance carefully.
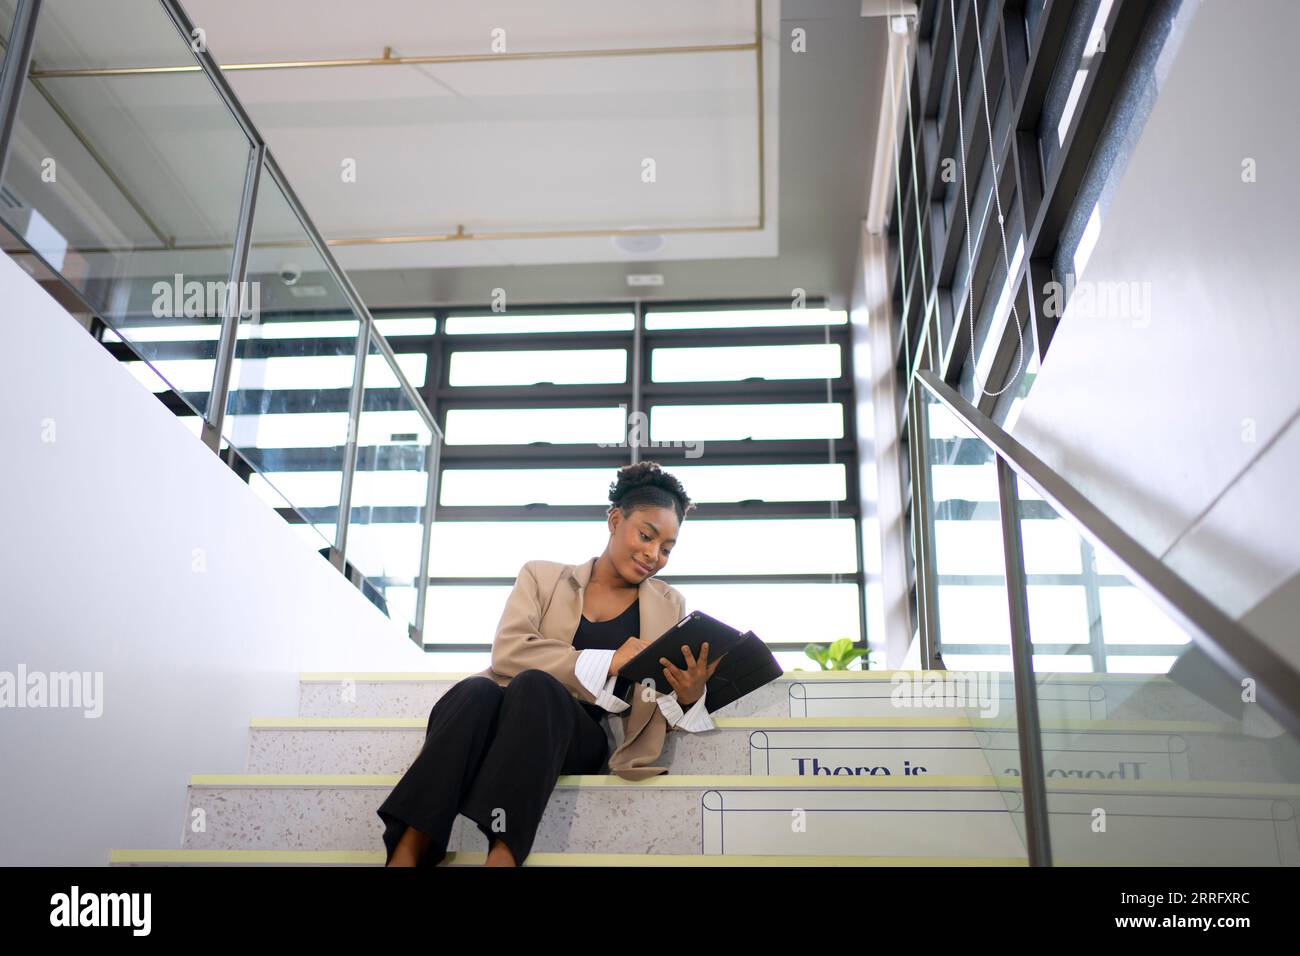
[916,369,1300,741]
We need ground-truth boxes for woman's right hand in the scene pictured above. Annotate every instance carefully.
[610,637,652,677]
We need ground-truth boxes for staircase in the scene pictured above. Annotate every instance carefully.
[109,670,1300,866]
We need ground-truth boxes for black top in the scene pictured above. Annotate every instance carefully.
[572,596,639,722]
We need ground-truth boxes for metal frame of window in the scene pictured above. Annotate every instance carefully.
[80,296,864,656]
[887,0,1162,663]
[386,296,866,656]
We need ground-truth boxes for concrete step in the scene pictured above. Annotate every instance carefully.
[172,772,1300,864]
[108,848,1026,867]
[298,670,1239,724]
[246,715,1291,783]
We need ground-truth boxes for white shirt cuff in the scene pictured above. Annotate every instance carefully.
[657,686,715,732]
[576,649,629,713]
[575,648,615,696]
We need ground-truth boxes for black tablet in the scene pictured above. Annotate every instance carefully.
[616,610,748,697]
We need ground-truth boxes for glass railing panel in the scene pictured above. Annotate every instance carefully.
[1,0,14,66]
[0,0,251,419]
[1010,480,1300,865]
[342,338,435,636]
[225,162,361,551]
[920,387,1029,858]
[923,389,1012,669]
[233,442,334,557]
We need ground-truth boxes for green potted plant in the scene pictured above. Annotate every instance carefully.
[797,637,870,671]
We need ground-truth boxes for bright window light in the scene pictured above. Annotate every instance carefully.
[670,582,861,647]
[1100,588,1188,645]
[937,585,1011,644]
[425,519,858,578]
[651,403,844,441]
[1105,655,1177,674]
[445,313,634,335]
[449,349,626,386]
[443,407,626,445]
[1027,586,1091,645]
[644,308,848,330]
[438,464,846,507]
[652,343,841,382]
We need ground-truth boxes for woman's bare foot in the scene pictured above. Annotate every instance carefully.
[387,825,433,867]
[485,838,517,867]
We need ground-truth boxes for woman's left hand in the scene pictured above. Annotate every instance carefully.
[660,642,723,708]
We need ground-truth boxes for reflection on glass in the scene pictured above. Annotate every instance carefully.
[0,0,252,419]
[1031,608,1300,864]
[1004,439,1300,864]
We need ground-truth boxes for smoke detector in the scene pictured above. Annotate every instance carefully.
[612,233,666,256]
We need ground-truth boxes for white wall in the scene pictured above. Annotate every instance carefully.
[1013,0,1300,670]
[852,226,912,667]
[0,251,429,865]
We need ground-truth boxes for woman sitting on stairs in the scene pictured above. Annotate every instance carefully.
[377,461,721,866]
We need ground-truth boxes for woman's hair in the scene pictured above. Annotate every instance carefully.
[607,461,695,524]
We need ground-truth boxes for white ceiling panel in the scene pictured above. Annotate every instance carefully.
[181,0,780,268]
[184,0,756,60]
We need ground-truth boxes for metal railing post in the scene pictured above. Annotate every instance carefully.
[411,435,440,646]
[333,319,370,571]
[0,0,41,185]
[994,457,1053,866]
[909,385,942,668]
[202,142,264,453]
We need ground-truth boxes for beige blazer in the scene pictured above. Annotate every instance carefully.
[469,555,690,780]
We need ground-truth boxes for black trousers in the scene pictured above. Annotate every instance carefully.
[376,668,610,866]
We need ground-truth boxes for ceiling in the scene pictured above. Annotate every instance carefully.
[13,0,889,311]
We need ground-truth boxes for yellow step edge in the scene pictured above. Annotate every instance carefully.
[186,773,1300,797]
[190,773,1006,789]
[250,715,1238,734]
[300,670,1173,684]
[300,671,879,683]
[108,848,1027,867]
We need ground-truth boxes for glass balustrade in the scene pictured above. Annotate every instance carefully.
[0,0,442,640]
[916,370,1300,865]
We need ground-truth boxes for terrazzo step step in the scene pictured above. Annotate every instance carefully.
[298,670,1238,723]
[108,849,1025,867]
[175,773,1300,864]
[247,715,1290,783]
[179,773,1030,859]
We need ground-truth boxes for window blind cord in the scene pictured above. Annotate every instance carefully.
[950,0,1027,398]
